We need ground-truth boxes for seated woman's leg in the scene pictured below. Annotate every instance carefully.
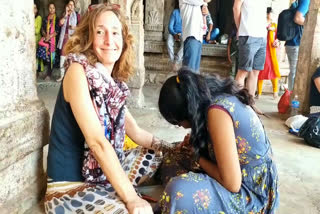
[45,182,128,214]
[159,172,223,214]
[210,28,220,41]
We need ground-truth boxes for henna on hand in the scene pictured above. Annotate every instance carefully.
[151,136,175,155]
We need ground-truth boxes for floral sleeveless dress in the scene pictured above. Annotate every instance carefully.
[159,95,279,214]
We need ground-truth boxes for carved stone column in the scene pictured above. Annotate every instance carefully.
[75,0,91,16]
[293,0,320,114]
[110,0,145,107]
[144,0,164,41]
[0,1,49,213]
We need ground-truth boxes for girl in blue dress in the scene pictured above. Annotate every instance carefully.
[158,68,279,214]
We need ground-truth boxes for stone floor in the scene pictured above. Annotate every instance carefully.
[32,78,320,214]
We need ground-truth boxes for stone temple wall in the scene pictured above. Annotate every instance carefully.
[0,0,49,213]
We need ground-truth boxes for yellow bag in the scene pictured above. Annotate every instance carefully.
[124,135,138,150]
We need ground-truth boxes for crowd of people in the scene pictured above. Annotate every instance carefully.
[41,0,319,214]
[35,0,80,81]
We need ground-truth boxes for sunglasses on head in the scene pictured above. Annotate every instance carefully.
[89,3,120,11]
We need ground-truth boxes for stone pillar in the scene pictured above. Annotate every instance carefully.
[127,0,146,107]
[144,0,164,41]
[0,1,49,213]
[75,0,91,16]
[294,0,320,114]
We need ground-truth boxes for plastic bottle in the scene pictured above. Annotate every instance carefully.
[291,95,300,116]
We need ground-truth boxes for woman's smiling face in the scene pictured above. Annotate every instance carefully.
[93,11,123,71]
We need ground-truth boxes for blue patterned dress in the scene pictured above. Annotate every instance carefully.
[159,95,279,214]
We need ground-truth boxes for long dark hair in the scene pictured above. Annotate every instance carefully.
[158,68,254,158]
[174,0,179,9]
[34,2,40,18]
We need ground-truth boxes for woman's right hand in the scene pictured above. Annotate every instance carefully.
[65,5,70,16]
[45,33,50,41]
[126,196,153,214]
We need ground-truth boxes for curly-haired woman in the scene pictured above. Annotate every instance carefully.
[45,4,170,214]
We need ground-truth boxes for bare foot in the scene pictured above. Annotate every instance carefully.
[208,40,217,44]
[44,76,51,81]
[255,94,261,99]
[273,93,278,99]
[56,76,63,82]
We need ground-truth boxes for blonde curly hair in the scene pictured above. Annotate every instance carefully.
[64,4,135,82]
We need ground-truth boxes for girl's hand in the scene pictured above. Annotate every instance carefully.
[65,6,70,16]
[268,26,275,31]
[45,34,50,41]
[49,32,57,38]
[176,133,190,151]
[272,39,280,48]
[126,197,153,214]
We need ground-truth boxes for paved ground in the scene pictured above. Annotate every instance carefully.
[35,80,320,214]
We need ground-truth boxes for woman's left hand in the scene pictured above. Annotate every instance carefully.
[268,26,275,31]
[206,34,211,42]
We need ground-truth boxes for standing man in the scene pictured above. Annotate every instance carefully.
[179,0,209,73]
[167,0,183,72]
[285,0,310,91]
[233,0,267,98]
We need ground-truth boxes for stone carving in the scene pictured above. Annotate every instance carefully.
[144,0,164,32]
[131,0,141,21]
[147,10,159,25]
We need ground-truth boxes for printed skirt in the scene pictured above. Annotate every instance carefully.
[45,147,162,214]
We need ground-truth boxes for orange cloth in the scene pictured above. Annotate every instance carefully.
[259,22,280,80]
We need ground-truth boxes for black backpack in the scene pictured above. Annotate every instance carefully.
[299,116,320,148]
[276,8,298,41]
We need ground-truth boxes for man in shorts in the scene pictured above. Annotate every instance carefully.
[233,0,267,97]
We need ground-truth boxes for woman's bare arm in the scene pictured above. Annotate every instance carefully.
[199,108,242,192]
[63,63,142,204]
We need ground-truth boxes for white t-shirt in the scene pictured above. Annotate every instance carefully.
[179,0,205,42]
[239,0,267,38]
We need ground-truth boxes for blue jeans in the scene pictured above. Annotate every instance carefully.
[183,37,202,73]
[203,28,220,44]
